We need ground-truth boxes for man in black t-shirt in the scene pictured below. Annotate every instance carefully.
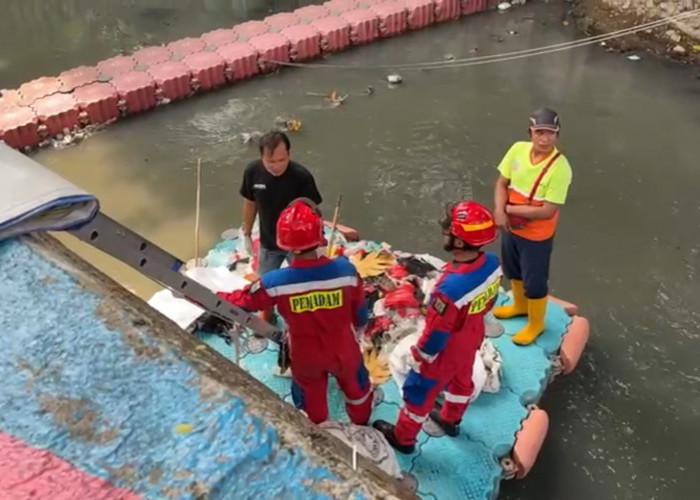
[239,130,323,326]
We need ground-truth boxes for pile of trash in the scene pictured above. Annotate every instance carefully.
[201,224,504,400]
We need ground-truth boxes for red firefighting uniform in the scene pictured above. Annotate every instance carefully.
[217,255,372,425]
[395,251,502,445]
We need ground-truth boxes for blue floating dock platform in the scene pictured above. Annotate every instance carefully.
[196,231,583,500]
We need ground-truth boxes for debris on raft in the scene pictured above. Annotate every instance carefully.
[194,228,504,396]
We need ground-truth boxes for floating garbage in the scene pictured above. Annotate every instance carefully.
[386,74,403,84]
[627,54,641,61]
[497,2,511,11]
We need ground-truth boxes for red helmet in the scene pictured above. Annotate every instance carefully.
[276,199,326,251]
[447,201,497,247]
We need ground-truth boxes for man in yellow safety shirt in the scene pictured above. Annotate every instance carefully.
[492,108,573,345]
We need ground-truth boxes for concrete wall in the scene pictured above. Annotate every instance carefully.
[0,234,413,499]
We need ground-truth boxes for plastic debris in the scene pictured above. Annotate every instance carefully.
[386,74,403,84]
[627,55,641,61]
[497,2,511,11]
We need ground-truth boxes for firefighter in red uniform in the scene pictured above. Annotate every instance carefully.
[373,201,503,454]
[216,199,373,425]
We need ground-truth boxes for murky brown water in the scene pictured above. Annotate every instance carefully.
[4,0,700,498]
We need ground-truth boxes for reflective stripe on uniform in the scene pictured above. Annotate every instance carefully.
[344,388,373,406]
[400,406,428,424]
[444,392,471,404]
[265,275,357,297]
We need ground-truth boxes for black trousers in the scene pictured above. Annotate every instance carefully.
[500,231,554,299]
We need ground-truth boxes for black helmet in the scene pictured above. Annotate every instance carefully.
[529,108,560,132]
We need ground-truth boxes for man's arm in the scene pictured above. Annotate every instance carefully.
[494,175,511,230]
[300,169,323,205]
[351,273,369,328]
[241,198,257,236]
[505,202,559,220]
[505,158,572,220]
[494,144,517,231]
[217,279,275,313]
[239,165,257,236]
[410,291,458,365]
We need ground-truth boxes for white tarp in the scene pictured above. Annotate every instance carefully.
[0,143,99,241]
[148,266,250,329]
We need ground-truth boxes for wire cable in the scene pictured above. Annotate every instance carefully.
[262,8,700,70]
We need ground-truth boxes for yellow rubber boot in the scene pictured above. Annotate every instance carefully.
[493,279,528,319]
[512,297,548,346]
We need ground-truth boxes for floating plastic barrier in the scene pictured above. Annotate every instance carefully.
[370,1,409,38]
[182,52,227,91]
[147,61,193,102]
[18,77,61,106]
[167,37,206,60]
[216,42,260,81]
[58,66,99,93]
[32,93,80,138]
[312,16,353,53]
[110,71,157,114]
[72,82,120,125]
[133,46,172,69]
[281,24,323,61]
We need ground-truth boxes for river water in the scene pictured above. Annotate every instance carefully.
[4,0,699,498]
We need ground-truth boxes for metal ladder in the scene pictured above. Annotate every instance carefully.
[68,212,281,345]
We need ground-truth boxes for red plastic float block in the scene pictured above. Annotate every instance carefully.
[311,16,352,53]
[404,0,435,29]
[264,12,300,32]
[280,24,322,62]
[294,5,331,22]
[97,56,137,79]
[58,66,99,92]
[133,46,172,69]
[433,0,462,22]
[248,33,290,73]
[0,89,21,111]
[369,1,408,38]
[167,37,207,60]
[110,71,157,114]
[0,106,40,150]
[234,20,270,41]
[461,0,488,15]
[72,82,120,125]
[18,77,61,106]
[182,51,227,91]
[342,9,381,45]
[147,61,193,102]
[201,28,239,49]
[216,42,260,81]
[323,0,359,15]
[31,93,80,138]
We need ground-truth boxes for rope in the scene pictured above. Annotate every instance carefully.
[263,8,700,71]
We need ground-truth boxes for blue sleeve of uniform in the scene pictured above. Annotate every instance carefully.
[336,257,368,328]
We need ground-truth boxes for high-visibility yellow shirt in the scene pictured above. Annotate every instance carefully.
[497,141,573,241]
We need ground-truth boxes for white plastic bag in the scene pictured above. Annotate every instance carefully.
[388,333,500,400]
[319,421,402,479]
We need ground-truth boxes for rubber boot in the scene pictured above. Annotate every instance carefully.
[429,409,461,437]
[372,420,415,454]
[512,297,547,346]
[493,279,528,319]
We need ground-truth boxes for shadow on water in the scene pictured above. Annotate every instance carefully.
[5,0,700,498]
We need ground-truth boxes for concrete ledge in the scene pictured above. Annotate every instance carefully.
[0,233,414,499]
